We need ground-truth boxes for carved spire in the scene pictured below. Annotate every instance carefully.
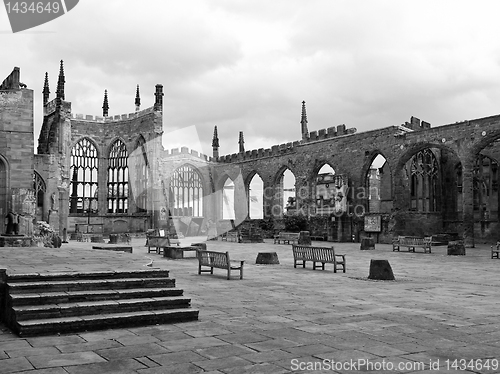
[154,84,163,111]
[212,125,220,158]
[102,89,109,117]
[56,60,65,101]
[301,100,309,140]
[135,84,141,112]
[238,131,245,153]
[42,72,50,106]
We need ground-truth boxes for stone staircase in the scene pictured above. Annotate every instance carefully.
[2,269,199,336]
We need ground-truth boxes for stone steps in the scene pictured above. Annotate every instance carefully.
[3,269,199,336]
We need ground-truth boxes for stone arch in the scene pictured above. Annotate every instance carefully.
[69,137,100,214]
[33,170,46,221]
[221,175,235,220]
[130,135,149,213]
[106,136,129,158]
[169,163,205,217]
[107,138,129,214]
[274,166,297,217]
[246,171,264,219]
[362,152,392,213]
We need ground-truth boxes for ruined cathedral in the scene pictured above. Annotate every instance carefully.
[1,62,499,247]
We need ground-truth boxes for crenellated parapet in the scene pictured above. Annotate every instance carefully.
[69,106,155,123]
[218,141,300,163]
[303,124,357,142]
[163,146,212,162]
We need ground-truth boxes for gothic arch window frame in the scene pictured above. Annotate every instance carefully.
[472,154,499,219]
[315,163,338,216]
[406,148,439,212]
[33,170,46,213]
[132,135,149,213]
[0,154,10,232]
[275,166,297,217]
[364,153,390,213]
[69,137,100,214]
[247,171,264,219]
[107,138,129,214]
[221,176,235,220]
[170,164,204,217]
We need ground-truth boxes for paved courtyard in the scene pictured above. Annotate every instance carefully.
[0,237,499,373]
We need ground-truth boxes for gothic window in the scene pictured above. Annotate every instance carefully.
[248,173,263,219]
[69,138,99,214]
[222,178,235,219]
[472,155,498,220]
[133,136,149,213]
[407,149,439,212]
[107,139,129,213]
[170,165,203,217]
[366,154,391,213]
[33,171,46,218]
[279,169,296,216]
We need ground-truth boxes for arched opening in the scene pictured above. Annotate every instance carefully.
[404,149,440,212]
[278,169,296,216]
[33,171,46,221]
[131,136,149,213]
[366,154,391,213]
[69,138,99,214]
[222,178,235,220]
[107,139,129,213]
[315,164,339,216]
[248,173,263,219]
[170,164,204,217]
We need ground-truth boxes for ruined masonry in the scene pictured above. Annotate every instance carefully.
[1,63,499,248]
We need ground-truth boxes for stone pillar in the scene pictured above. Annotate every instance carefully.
[262,179,274,218]
[233,176,248,222]
[295,176,312,217]
[462,158,475,248]
[58,186,69,237]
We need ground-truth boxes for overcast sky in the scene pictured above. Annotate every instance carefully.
[2,0,500,156]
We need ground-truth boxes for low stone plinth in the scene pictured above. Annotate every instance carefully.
[447,241,466,256]
[360,237,375,250]
[164,246,198,259]
[108,233,131,244]
[92,245,133,253]
[0,236,32,247]
[368,259,395,280]
[256,252,280,264]
[298,231,312,245]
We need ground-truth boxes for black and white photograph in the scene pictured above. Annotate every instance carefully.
[1,1,500,373]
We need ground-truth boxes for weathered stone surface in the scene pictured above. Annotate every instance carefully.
[256,252,279,264]
[447,241,466,255]
[360,237,375,250]
[368,259,395,280]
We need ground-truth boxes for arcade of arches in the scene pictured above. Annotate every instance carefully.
[2,65,500,247]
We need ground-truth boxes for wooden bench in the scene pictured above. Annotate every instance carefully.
[274,232,300,245]
[220,230,240,242]
[492,242,500,259]
[197,250,244,280]
[392,236,432,253]
[292,245,346,273]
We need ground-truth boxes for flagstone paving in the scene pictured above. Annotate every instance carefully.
[1,237,500,373]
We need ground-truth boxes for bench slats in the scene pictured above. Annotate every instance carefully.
[197,250,244,280]
[292,245,345,273]
[392,236,432,253]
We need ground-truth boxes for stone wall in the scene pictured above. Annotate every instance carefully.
[0,70,34,233]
